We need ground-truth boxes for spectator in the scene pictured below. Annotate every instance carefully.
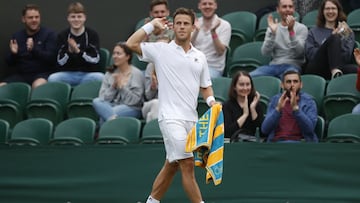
[250,0,308,79]
[261,70,318,143]
[142,36,171,123]
[2,4,57,88]
[92,42,144,125]
[191,0,231,78]
[352,48,360,114]
[304,0,357,80]
[222,71,264,142]
[48,2,104,86]
[144,0,174,42]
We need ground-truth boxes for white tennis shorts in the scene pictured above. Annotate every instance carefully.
[159,119,195,163]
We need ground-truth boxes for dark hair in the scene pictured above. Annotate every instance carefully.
[228,71,256,102]
[198,0,217,3]
[22,4,40,16]
[281,70,301,82]
[317,0,347,27]
[68,2,86,14]
[150,0,169,11]
[107,42,133,72]
[173,7,195,25]
[277,0,294,7]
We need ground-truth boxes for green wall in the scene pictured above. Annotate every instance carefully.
[1,143,359,203]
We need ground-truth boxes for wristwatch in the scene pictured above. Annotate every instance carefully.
[293,105,299,112]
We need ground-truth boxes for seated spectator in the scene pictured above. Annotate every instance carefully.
[261,70,318,143]
[48,2,104,86]
[304,0,357,80]
[250,0,308,79]
[2,4,57,88]
[352,48,360,114]
[142,62,158,122]
[222,71,264,142]
[144,0,174,42]
[191,0,231,78]
[92,42,144,125]
[141,36,170,123]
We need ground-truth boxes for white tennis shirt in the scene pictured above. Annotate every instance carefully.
[140,40,212,122]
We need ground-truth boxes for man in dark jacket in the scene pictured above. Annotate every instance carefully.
[2,4,57,88]
[48,2,104,86]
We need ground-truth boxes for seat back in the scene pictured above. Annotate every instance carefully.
[9,118,53,146]
[67,81,101,121]
[0,119,10,145]
[315,115,325,141]
[323,74,360,121]
[301,9,318,29]
[347,8,360,42]
[26,82,72,125]
[226,41,271,77]
[253,76,281,113]
[301,74,326,112]
[222,11,257,53]
[0,82,31,127]
[140,119,163,144]
[211,77,232,102]
[96,117,142,144]
[49,117,96,145]
[99,47,110,72]
[326,113,360,142]
[70,81,101,100]
[253,76,281,100]
[131,53,148,72]
[326,74,359,96]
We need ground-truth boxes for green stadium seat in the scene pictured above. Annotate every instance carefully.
[25,82,71,126]
[0,82,31,128]
[140,119,163,144]
[8,118,53,146]
[49,117,96,146]
[96,117,141,145]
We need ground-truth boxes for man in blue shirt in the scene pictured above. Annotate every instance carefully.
[261,70,318,142]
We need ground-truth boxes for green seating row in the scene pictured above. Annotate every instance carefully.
[1,116,162,146]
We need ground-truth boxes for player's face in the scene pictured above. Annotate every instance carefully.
[173,14,194,41]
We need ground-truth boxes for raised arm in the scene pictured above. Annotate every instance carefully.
[126,17,168,56]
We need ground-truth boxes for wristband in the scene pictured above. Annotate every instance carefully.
[142,23,155,35]
[206,96,216,107]
[289,30,295,37]
[211,32,218,39]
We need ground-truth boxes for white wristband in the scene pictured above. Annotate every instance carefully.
[142,23,154,35]
[206,96,215,107]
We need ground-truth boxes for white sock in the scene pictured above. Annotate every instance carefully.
[200,201,205,203]
[146,195,160,203]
